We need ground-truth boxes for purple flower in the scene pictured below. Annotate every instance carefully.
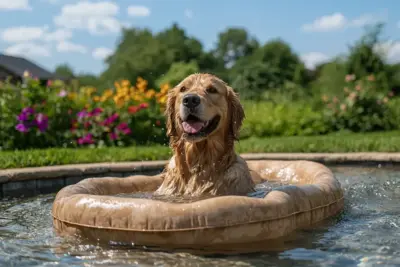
[20,107,35,117]
[77,110,88,119]
[88,107,103,117]
[17,113,29,122]
[15,123,30,133]
[78,133,94,145]
[17,107,34,122]
[35,113,49,132]
[102,113,119,126]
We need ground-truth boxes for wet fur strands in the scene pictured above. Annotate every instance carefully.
[154,73,255,197]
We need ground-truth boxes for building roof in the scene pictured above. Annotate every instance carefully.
[0,54,66,80]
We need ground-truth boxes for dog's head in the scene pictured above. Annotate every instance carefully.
[165,73,244,143]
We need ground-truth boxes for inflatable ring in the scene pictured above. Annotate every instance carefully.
[52,160,344,250]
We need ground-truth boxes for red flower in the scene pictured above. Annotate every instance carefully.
[155,120,161,126]
[139,103,149,109]
[128,105,140,114]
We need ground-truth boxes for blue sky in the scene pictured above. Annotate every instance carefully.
[1,0,400,75]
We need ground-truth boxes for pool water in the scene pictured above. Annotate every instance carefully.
[1,165,400,266]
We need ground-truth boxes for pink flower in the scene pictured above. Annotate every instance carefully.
[116,122,132,135]
[345,74,356,82]
[102,113,119,126]
[109,132,118,140]
[58,89,67,97]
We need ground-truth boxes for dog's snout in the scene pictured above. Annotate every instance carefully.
[182,94,201,109]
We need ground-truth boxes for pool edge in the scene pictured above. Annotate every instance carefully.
[1,152,400,199]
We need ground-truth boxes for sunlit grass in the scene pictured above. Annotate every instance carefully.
[1,130,399,169]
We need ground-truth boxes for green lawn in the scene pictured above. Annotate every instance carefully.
[1,131,400,169]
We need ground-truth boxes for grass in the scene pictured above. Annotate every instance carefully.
[1,130,400,169]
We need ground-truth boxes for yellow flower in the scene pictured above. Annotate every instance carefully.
[103,89,113,97]
[145,89,156,98]
[157,95,167,104]
[121,79,131,88]
[160,83,170,94]
[93,96,100,102]
[68,92,77,100]
[133,94,144,102]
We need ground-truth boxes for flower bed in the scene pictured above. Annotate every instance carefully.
[0,73,169,150]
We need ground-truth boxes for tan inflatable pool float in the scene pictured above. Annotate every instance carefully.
[52,160,344,250]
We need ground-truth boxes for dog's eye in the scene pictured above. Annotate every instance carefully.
[180,86,187,93]
[207,86,218,94]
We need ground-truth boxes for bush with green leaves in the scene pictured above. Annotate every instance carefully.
[322,74,395,132]
[240,100,331,139]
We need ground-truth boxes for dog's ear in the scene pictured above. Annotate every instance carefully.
[227,86,245,141]
[165,88,177,139]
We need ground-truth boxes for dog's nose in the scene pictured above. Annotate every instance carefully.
[182,94,201,109]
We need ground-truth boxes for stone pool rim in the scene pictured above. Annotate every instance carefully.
[2,152,400,184]
[1,152,400,199]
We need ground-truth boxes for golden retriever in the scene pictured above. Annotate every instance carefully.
[154,73,256,197]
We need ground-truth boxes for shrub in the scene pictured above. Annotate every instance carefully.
[322,74,395,132]
[240,100,330,139]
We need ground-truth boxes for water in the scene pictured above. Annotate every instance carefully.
[1,165,400,267]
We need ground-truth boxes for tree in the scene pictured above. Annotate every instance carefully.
[100,24,206,88]
[156,23,203,64]
[214,27,259,68]
[54,64,74,78]
[156,60,200,87]
[254,39,307,87]
[230,61,280,100]
[346,23,387,79]
[100,28,167,88]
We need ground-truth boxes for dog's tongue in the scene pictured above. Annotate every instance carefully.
[182,121,204,134]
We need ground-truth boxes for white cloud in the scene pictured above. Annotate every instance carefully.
[302,12,387,32]
[54,1,121,35]
[302,13,347,32]
[374,41,400,64]
[1,26,48,43]
[127,5,150,17]
[184,9,193,19]
[44,29,72,42]
[4,42,50,57]
[0,0,31,10]
[301,52,330,69]
[56,41,87,53]
[1,26,73,44]
[92,47,113,60]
